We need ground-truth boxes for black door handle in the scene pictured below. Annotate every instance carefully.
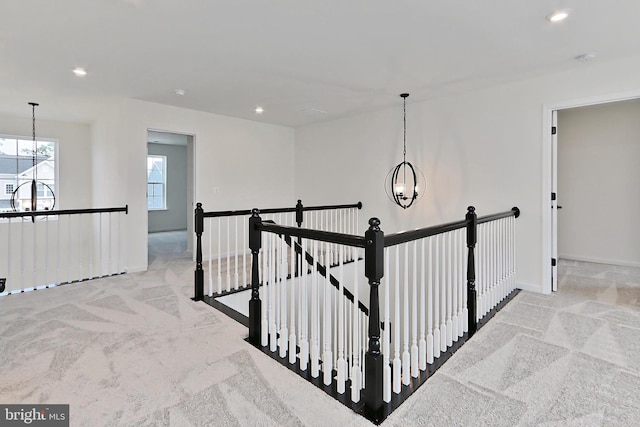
[557,206,563,209]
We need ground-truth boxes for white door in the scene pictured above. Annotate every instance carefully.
[551,110,558,291]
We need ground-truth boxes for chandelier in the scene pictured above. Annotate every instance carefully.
[11,102,56,216]
[385,93,425,209]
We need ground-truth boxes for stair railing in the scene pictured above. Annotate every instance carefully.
[193,199,362,300]
[246,205,519,424]
[0,206,129,296]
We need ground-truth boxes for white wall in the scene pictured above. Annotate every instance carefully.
[295,54,640,293]
[92,99,295,273]
[557,99,640,267]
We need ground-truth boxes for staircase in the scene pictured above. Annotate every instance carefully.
[194,202,520,424]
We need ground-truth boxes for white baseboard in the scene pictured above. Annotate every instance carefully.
[559,254,640,269]
[516,281,548,295]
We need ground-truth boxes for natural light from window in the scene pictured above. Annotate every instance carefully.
[147,155,166,210]
[0,136,56,212]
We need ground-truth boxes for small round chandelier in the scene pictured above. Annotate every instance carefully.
[10,102,56,215]
[385,93,425,209]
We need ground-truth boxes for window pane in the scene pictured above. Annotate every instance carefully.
[0,135,56,212]
[146,155,166,210]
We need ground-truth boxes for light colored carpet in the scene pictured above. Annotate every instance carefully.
[1,233,639,426]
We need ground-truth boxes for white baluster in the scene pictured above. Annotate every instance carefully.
[402,243,410,385]
[57,214,62,285]
[289,233,296,365]
[462,227,469,333]
[108,212,113,276]
[479,224,486,321]
[44,216,50,285]
[351,247,361,402]
[20,218,25,290]
[336,245,346,393]
[261,232,268,346]
[300,238,309,371]
[433,234,441,357]
[419,238,427,370]
[68,213,72,283]
[269,233,277,352]
[217,218,222,294]
[392,245,401,393]
[383,247,391,402]
[4,218,11,293]
[33,216,38,288]
[243,215,247,289]
[206,218,212,297]
[280,236,289,359]
[452,231,459,342]
[411,240,419,378]
[446,232,453,348]
[457,229,464,338]
[233,215,238,290]
[311,240,320,378]
[323,241,333,386]
[427,236,434,364]
[439,232,447,352]
[492,221,497,313]
[226,218,231,292]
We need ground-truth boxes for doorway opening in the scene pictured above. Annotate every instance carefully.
[545,94,640,292]
[146,130,195,268]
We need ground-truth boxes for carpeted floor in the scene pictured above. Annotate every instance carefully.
[1,232,639,426]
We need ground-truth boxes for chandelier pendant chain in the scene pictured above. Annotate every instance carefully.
[403,95,407,185]
[31,102,37,183]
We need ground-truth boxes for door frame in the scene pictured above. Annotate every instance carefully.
[145,128,197,260]
[542,90,640,293]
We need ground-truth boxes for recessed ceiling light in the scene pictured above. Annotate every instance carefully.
[575,52,597,62]
[547,10,569,22]
[174,89,186,96]
[255,106,264,114]
[72,67,87,77]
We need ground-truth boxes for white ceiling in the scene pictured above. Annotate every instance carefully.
[2,0,640,127]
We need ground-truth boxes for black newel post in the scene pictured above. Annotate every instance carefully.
[295,199,304,276]
[193,202,204,301]
[466,206,478,337]
[248,209,263,345]
[363,217,385,420]
[295,199,304,228]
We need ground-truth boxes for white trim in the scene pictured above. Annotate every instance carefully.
[516,281,549,295]
[559,255,640,269]
[541,89,640,294]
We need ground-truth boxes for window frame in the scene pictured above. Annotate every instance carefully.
[0,134,58,212]
[146,154,167,211]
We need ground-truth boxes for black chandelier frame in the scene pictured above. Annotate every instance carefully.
[386,93,424,209]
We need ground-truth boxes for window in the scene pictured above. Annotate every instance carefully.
[0,136,56,211]
[147,155,166,210]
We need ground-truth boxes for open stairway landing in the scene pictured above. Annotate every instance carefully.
[1,258,640,425]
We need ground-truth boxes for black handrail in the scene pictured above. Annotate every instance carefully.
[0,205,129,219]
[258,222,365,248]
[477,207,520,224]
[383,207,519,247]
[384,219,468,247]
[202,200,362,218]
